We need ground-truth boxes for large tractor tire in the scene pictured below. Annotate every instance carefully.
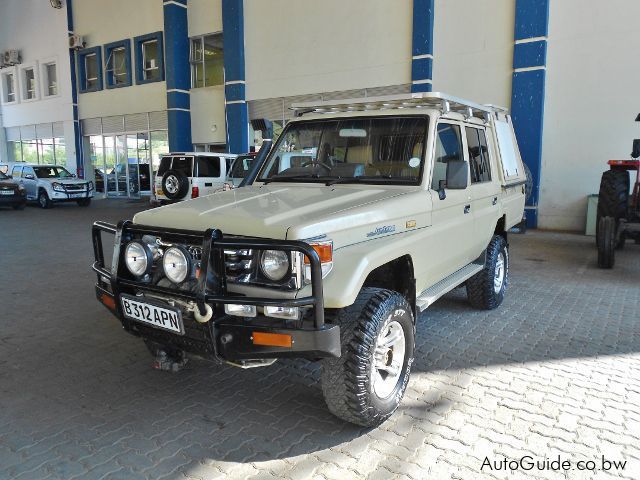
[597,170,629,249]
[597,216,616,269]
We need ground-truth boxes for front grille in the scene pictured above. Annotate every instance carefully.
[64,183,86,191]
[224,249,254,283]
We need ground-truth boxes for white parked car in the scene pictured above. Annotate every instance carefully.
[152,153,238,205]
[2,163,94,208]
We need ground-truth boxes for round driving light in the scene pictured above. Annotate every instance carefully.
[125,241,151,277]
[260,250,290,281]
[163,246,190,284]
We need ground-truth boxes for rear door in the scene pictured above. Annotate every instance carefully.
[195,156,223,195]
[466,126,501,253]
[21,166,38,198]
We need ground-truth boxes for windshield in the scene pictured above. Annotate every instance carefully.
[257,116,428,185]
[34,166,74,179]
[230,155,255,179]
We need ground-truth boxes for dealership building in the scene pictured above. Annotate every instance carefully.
[0,0,638,230]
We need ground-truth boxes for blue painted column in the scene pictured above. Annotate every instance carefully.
[511,0,549,228]
[222,0,249,153]
[163,0,192,152]
[411,0,434,93]
[66,0,84,177]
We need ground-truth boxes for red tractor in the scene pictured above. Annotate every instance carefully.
[596,115,640,268]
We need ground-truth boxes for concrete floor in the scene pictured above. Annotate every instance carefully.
[0,199,639,480]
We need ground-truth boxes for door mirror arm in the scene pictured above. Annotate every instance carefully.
[438,180,447,200]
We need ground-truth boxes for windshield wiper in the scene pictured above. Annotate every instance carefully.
[325,175,398,186]
[263,174,329,185]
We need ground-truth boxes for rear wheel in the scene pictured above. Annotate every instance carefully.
[321,288,415,427]
[597,216,616,269]
[597,169,629,249]
[466,235,509,310]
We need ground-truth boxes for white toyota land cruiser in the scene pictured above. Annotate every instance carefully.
[92,92,526,426]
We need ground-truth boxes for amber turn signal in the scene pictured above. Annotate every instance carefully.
[100,293,116,311]
[304,243,333,264]
[252,332,292,348]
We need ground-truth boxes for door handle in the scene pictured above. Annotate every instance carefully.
[464,205,471,214]
[492,197,498,206]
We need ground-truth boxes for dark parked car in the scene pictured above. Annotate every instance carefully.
[0,170,27,210]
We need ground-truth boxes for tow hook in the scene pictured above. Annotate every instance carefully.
[194,303,214,323]
[153,350,188,372]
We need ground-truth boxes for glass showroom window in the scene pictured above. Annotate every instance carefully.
[85,53,99,90]
[142,40,161,82]
[190,33,224,88]
[3,73,16,103]
[44,63,57,96]
[23,68,36,100]
[54,138,66,164]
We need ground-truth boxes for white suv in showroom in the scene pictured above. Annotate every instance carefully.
[152,153,239,205]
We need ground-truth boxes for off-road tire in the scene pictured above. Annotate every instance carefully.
[77,198,91,207]
[466,235,508,310]
[597,216,616,269]
[38,189,52,209]
[597,169,629,249]
[162,170,189,200]
[320,288,415,427]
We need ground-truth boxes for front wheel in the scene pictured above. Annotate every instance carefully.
[13,202,26,210]
[38,190,52,209]
[77,198,91,207]
[597,216,616,269]
[321,288,415,427]
[466,235,509,310]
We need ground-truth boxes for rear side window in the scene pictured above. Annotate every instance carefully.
[11,166,23,178]
[196,156,221,178]
[432,123,464,190]
[158,156,193,176]
[466,127,491,184]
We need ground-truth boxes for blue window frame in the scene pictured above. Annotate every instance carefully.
[77,46,102,93]
[134,32,164,85]
[104,40,132,89]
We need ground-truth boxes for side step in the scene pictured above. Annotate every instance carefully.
[416,261,484,312]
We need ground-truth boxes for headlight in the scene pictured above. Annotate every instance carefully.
[163,246,191,284]
[125,241,152,277]
[52,182,65,192]
[260,250,290,281]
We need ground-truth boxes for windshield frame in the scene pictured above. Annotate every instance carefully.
[33,166,74,179]
[255,115,429,186]
[0,171,8,180]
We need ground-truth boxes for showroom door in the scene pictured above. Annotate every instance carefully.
[105,136,122,197]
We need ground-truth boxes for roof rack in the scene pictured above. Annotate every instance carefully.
[291,91,508,120]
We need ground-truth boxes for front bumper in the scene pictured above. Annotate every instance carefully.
[0,192,26,205]
[92,221,340,361]
[51,189,93,201]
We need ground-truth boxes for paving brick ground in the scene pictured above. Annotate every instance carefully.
[0,199,639,480]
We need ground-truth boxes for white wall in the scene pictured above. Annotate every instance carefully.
[244,0,413,100]
[432,0,514,108]
[538,0,640,230]
[73,0,166,120]
[189,0,222,37]
[190,86,226,145]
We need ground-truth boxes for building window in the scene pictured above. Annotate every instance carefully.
[2,72,17,103]
[22,67,37,100]
[134,32,164,84]
[78,47,103,93]
[9,138,66,164]
[190,33,224,88]
[43,62,58,96]
[105,40,132,89]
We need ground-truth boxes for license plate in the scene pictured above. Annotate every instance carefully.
[0,190,13,195]
[69,193,85,198]
[156,189,164,196]
[120,295,184,334]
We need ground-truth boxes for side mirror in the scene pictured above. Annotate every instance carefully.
[446,159,469,190]
[632,139,640,159]
[72,173,77,178]
[24,174,35,180]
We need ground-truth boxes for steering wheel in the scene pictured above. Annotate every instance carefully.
[301,159,333,173]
